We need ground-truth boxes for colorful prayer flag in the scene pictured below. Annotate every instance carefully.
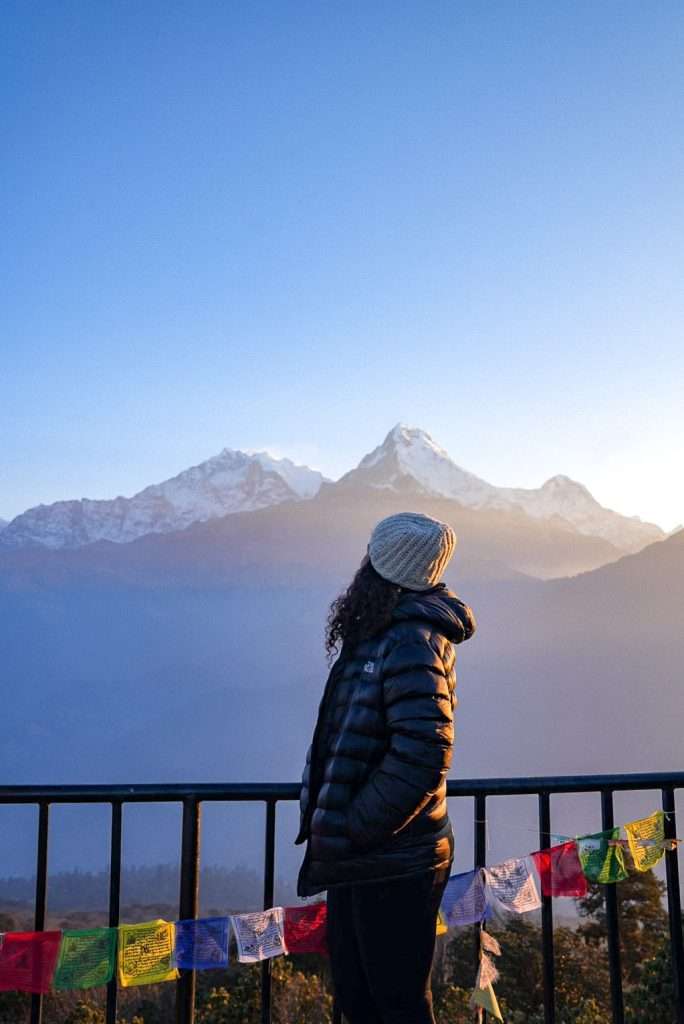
[435,909,448,936]
[230,908,288,963]
[284,903,328,955]
[173,918,230,970]
[470,981,504,1020]
[118,920,179,987]
[484,857,541,914]
[531,841,589,898]
[0,931,62,993]
[440,869,491,927]
[577,829,629,883]
[625,810,666,872]
[53,927,117,990]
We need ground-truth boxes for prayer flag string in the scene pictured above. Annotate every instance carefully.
[0,809,679,996]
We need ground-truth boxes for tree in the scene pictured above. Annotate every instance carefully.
[432,983,472,1020]
[442,916,613,1019]
[576,858,668,987]
[624,934,678,1024]
[194,958,333,1024]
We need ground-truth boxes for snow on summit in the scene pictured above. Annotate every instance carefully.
[356,424,499,504]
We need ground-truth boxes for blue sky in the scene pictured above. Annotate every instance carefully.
[2,1,683,529]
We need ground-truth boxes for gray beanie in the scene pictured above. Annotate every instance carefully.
[367,511,457,591]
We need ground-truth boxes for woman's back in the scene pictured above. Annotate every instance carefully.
[295,580,475,897]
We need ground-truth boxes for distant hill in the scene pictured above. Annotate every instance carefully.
[0,862,296,927]
[0,481,650,600]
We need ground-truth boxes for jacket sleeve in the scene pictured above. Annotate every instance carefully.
[293,742,312,846]
[345,634,455,849]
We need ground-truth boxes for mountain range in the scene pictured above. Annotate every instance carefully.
[0,424,666,558]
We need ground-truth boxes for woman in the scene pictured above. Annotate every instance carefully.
[294,511,476,1024]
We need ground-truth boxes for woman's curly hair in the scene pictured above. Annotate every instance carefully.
[325,553,404,665]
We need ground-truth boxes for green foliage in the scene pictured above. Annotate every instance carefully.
[624,939,676,1024]
[506,997,611,1024]
[432,983,472,1019]
[0,990,29,1024]
[63,1002,104,1024]
[194,958,333,1024]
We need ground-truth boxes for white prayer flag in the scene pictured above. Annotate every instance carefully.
[484,857,541,914]
[230,908,288,963]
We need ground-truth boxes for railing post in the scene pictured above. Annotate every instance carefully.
[176,797,202,1024]
[261,798,277,1024]
[474,792,487,1022]
[106,801,123,1024]
[538,791,555,1024]
[662,787,684,1024]
[30,801,49,1024]
[601,790,624,1024]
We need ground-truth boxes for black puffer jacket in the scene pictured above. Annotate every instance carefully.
[294,582,476,897]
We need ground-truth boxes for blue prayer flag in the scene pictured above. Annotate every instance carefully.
[173,917,230,970]
[440,869,491,927]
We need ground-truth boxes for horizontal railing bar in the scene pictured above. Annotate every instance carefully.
[1,771,682,804]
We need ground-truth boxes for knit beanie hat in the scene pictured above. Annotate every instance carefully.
[367,511,457,591]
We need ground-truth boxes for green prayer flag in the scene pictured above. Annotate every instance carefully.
[577,828,629,883]
[53,927,117,990]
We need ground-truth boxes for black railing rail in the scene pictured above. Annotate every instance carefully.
[1,772,682,1024]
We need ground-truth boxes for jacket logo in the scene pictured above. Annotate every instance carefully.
[363,660,375,673]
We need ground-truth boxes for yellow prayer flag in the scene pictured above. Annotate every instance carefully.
[435,909,448,936]
[470,981,504,1020]
[118,919,179,987]
[625,810,666,872]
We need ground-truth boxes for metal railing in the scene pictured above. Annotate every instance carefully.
[1,772,682,1024]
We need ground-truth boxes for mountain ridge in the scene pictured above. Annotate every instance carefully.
[329,424,663,553]
[0,422,666,554]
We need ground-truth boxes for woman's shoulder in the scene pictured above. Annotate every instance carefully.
[339,615,451,676]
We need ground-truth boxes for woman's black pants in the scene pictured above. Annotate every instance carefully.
[325,863,451,1024]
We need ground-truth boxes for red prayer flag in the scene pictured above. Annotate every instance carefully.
[531,841,588,898]
[284,902,328,955]
[0,931,62,993]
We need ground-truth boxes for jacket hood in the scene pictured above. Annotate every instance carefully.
[390,582,476,644]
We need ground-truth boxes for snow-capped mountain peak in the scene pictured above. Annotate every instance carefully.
[340,422,498,503]
[336,423,664,553]
[0,446,326,551]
